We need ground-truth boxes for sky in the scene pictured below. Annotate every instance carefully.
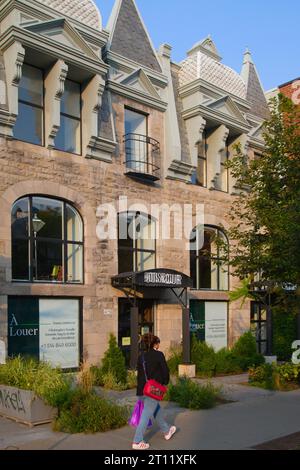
[96,0,299,91]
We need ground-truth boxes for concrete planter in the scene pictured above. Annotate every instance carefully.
[0,384,57,426]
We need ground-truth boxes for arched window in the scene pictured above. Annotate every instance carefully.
[118,212,156,273]
[12,196,83,283]
[190,225,229,291]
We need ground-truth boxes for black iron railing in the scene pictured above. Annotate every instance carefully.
[123,133,160,181]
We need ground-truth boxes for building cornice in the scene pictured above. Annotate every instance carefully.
[0,0,108,49]
[105,50,168,89]
[107,79,168,112]
[0,26,108,76]
[182,104,251,134]
[179,78,251,111]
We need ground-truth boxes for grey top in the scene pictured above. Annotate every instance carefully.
[110,0,161,73]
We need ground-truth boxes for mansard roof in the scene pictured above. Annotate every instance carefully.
[179,39,246,99]
[36,0,102,30]
[107,0,162,73]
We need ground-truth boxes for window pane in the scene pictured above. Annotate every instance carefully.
[190,251,197,288]
[34,240,63,282]
[125,109,146,135]
[125,110,147,172]
[118,213,134,249]
[67,244,83,283]
[55,115,81,154]
[210,259,218,290]
[66,205,83,242]
[19,64,43,106]
[118,249,133,273]
[198,256,211,289]
[136,216,156,251]
[13,102,43,145]
[12,198,29,238]
[136,251,155,272]
[32,197,63,239]
[61,80,81,117]
[219,263,229,291]
[12,239,29,280]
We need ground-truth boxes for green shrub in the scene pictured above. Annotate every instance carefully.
[53,390,129,434]
[0,357,72,407]
[215,349,242,375]
[249,363,274,389]
[101,371,127,391]
[166,377,220,410]
[167,345,183,376]
[126,370,137,389]
[101,334,127,385]
[249,363,300,391]
[231,332,265,370]
[191,336,217,377]
[272,305,297,361]
[277,363,300,384]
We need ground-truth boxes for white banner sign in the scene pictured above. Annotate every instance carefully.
[205,302,228,351]
[39,299,80,369]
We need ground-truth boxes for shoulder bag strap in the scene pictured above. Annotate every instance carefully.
[141,353,148,382]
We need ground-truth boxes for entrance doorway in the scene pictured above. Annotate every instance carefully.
[118,298,154,366]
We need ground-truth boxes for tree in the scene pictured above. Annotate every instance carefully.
[225,94,300,351]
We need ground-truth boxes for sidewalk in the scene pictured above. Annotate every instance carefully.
[1,375,300,450]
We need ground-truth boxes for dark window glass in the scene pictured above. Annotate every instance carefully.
[54,80,81,154]
[32,197,63,239]
[251,302,267,354]
[190,226,229,291]
[118,213,156,273]
[13,64,44,145]
[12,197,83,284]
[35,241,63,281]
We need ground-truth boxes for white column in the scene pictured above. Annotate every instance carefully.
[81,74,105,158]
[207,124,229,189]
[2,41,25,135]
[44,60,68,148]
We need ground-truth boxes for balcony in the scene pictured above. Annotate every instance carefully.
[123,133,160,182]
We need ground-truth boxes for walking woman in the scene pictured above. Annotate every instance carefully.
[132,333,177,450]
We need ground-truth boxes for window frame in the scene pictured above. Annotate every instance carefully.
[190,224,229,292]
[251,302,268,354]
[13,63,45,147]
[54,78,82,156]
[11,195,84,285]
[118,212,156,274]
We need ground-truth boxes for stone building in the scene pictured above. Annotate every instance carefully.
[0,0,270,368]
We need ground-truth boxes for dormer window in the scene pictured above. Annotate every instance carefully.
[13,64,44,146]
[54,79,81,155]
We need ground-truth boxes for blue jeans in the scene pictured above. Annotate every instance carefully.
[133,396,170,444]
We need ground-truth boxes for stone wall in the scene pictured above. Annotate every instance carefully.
[0,94,251,363]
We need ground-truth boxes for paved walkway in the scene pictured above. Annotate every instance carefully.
[1,375,300,450]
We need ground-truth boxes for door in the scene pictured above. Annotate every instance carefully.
[118,299,154,366]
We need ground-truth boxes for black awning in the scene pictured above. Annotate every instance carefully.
[112,268,193,290]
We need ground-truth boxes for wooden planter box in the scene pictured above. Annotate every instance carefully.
[0,385,57,426]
